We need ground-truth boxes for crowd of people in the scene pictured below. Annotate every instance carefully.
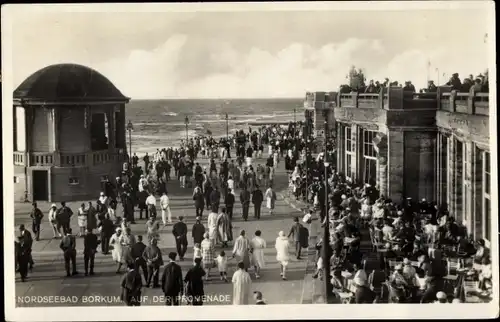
[338,70,489,95]
[14,116,492,305]
[14,123,322,306]
[285,148,493,304]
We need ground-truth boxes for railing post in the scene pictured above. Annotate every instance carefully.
[53,151,61,166]
[467,89,476,115]
[352,92,359,108]
[450,90,457,112]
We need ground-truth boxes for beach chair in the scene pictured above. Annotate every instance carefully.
[447,258,461,276]
[463,280,480,298]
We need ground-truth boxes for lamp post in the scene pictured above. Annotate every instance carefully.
[184,116,189,142]
[126,120,133,161]
[225,113,229,140]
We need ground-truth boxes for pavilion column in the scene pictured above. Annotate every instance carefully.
[448,137,457,221]
[373,132,388,198]
[464,141,474,236]
[472,145,483,239]
[351,124,359,183]
[388,130,404,204]
[25,107,35,167]
[53,107,61,166]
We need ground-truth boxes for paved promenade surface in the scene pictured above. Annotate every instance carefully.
[13,155,308,307]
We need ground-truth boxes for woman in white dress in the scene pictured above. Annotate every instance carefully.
[77,203,88,237]
[250,230,266,279]
[264,186,277,215]
[275,231,290,280]
[110,228,123,273]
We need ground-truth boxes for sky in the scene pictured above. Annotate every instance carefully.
[5,2,494,99]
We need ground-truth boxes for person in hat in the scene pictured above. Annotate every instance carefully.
[30,202,44,241]
[173,216,188,260]
[434,291,448,303]
[59,228,78,277]
[110,227,124,273]
[275,231,290,280]
[143,237,164,288]
[192,216,206,245]
[253,291,266,304]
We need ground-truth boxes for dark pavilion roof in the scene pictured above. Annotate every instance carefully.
[14,63,130,104]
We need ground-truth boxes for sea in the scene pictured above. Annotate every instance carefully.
[127,98,304,157]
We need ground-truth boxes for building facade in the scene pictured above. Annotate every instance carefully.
[305,86,491,245]
[13,64,130,202]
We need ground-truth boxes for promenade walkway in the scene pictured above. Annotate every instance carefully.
[13,154,308,306]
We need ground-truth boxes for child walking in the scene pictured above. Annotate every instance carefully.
[193,243,202,265]
[216,250,228,282]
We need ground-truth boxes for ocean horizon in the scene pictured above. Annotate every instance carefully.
[127,98,304,156]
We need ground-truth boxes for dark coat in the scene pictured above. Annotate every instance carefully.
[193,191,205,208]
[252,189,264,205]
[161,262,184,295]
[184,265,206,297]
[173,222,188,245]
[192,222,206,245]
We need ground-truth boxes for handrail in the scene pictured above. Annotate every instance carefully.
[438,91,489,116]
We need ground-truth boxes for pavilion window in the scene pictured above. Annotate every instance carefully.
[345,126,354,179]
[115,111,125,149]
[15,107,26,152]
[483,151,491,242]
[455,140,464,223]
[90,113,109,151]
[363,130,377,184]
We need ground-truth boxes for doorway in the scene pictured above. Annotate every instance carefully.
[32,170,49,201]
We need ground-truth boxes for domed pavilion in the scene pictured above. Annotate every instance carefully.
[13,63,130,202]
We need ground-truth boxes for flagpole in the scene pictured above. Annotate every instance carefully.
[426,59,430,83]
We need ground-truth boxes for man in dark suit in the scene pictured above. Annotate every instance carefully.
[161,252,184,306]
[19,224,35,270]
[98,214,114,254]
[210,186,221,212]
[131,235,148,283]
[251,185,264,220]
[240,187,251,221]
[172,216,188,261]
[193,186,205,217]
[60,228,78,277]
[83,228,100,276]
[143,238,163,288]
[225,189,235,219]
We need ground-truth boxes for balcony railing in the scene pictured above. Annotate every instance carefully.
[338,92,385,109]
[14,152,25,165]
[439,91,489,116]
[31,152,54,166]
[60,153,87,167]
[13,150,127,167]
